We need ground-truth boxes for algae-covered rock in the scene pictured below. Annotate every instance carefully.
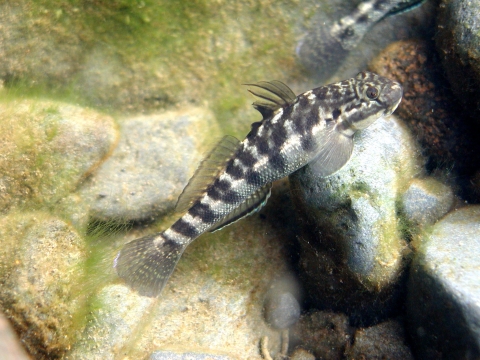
[0,99,118,214]
[0,0,320,115]
[290,115,422,324]
[82,106,222,222]
[0,212,87,359]
[67,209,291,359]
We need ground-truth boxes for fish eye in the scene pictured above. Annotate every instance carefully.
[366,86,379,99]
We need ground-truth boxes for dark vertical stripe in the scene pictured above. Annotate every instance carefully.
[226,164,244,179]
[189,202,215,223]
[171,218,198,238]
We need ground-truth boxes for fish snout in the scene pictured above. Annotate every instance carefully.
[383,81,403,116]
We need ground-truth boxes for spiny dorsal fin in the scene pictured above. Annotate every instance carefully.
[307,126,354,177]
[176,135,240,214]
[245,80,297,119]
[209,182,272,232]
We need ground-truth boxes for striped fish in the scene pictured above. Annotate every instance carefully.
[114,71,403,297]
[297,0,426,80]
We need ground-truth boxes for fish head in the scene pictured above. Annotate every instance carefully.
[348,71,403,132]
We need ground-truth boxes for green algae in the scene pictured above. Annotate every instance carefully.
[4,0,319,135]
[0,212,88,359]
[0,99,118,214]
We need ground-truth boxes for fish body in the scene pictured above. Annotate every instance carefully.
[297,0,426,80]
[114,71,403,297]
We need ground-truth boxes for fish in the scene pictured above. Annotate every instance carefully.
[296,0,426,80]
[114,71,403,297]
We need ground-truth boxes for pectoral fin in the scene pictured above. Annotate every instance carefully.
[209,182,272,232]
[308,128,354,177]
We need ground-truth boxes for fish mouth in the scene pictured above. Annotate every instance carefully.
[383,82,403,116]
[385,97,402,116]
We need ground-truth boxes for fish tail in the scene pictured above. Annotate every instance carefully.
[114,233,185,297]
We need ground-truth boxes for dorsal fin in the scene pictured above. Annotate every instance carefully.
[245,80,297,119]
[209,182,272,232]
[176,135,241,214]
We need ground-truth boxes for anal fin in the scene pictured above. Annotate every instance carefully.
[209,182,272,232]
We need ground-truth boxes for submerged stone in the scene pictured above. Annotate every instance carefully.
[407,205,480,359]
[401,177,454,226]
[290,311,351,359]
[149,351,232,360]
[290,115,422,324]
[67,213,290,359]
[82,106,221,222]
[0,99,118,214]
[345,319,414,359]
[0,212,87,358]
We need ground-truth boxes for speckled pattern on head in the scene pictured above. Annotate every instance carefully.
[114,71,403,297]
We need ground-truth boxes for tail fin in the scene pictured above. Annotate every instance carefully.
[114,233,185,297]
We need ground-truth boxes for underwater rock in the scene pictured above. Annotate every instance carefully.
[345,319,414,359]
[0,311,30,360]
[370,39,480,182]
[290,115,422,324]
[0,2,82,87]
[290,348,316,360]
[263,274,302,330]
[0,99,118,214]
[149,352,232,360]
[407,205,480,359]
[0,212,87,359]
[82,106,222,222]
[401,177,454,226]
[68,285,155,360]
[264,292,301,330]
[436,0,480,118]
[67,212,290,359]
[290,311,351,359]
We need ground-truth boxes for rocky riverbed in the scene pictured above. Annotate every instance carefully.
[1,0,479,359]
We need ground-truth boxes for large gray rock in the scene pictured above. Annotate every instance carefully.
[436,0,480,118]
[82,107,221,222]
[407,205,480,359]
[290,115,422,323]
